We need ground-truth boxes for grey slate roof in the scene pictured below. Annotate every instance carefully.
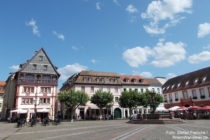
[18,48,60,76]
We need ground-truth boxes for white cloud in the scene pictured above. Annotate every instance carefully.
[9,65,19,71]
[123,47,153,67]
[151,41,186,67]
[167,73,177,79]
[141,0,192,34]
[58,63,87,80]
[52,31,65,41]
[123,40,186,67]
[96,2,101,10]
[91,59,97,64]
[126,4,138,13]
[132,71,153,78]
[26,19,40,36]
[188,51,210,64]
[197,22,210,38]
[113,0,120,6]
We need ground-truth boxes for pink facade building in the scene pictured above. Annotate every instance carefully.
[2,48,60,120]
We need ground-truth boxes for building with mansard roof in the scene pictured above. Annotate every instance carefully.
[61,71,164,120]
[162,67,210,108]
[2,48,60,120]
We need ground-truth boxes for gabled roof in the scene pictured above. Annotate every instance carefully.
[17,48,60,76]
[162,67,210,93]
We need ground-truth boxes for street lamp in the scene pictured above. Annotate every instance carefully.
[33,98,37,118]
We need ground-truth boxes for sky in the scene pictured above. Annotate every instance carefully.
[1,0,210,88]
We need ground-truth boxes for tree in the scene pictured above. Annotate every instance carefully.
[119,91,142,117]
[91,90,114,120]
[58,90,89,122]
[141,91,163,114]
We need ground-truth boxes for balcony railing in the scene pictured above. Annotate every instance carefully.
[17,79,58,86]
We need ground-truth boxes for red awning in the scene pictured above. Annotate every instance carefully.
[188,106,202,110]
[177,106,188,110]
[200,106,210,110]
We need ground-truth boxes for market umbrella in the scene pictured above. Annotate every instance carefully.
[200,106,210,110]
[188,106,202,110]
[168,106,180,111]
[177,106,188,110]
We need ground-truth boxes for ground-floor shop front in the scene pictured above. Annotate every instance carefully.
[62,103,151,120]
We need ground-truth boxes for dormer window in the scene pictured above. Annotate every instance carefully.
[139,79,144,83]
[39,55,43,61]
[33,64,37,70]
[43,65,48,71]
[194,79,198,85]
[131,79,137,82]
[202,76,207,82]
[185,81,189,86]
[177,83,181,88]
[123,78,129,82]
[171,84,175,89]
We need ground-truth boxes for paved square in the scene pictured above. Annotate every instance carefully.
[0,120,210,140]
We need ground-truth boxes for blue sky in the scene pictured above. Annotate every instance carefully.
[1,0,210,87]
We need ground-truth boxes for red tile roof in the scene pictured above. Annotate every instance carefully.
[0,81,6,86]
[0,81,6,94]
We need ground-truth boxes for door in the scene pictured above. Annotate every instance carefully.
[114,108,121,119]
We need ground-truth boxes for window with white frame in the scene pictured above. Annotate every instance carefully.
[107,87,110,92]
[81,86,85,92]
[40,98,50,104]
[192,89,197,98]
[115,97,119,102]
[41,87,51,94]
[115,87,118,93]
[182,90,188,99]
[175,92,178,100]
[152,88,155,92]
[164,95,167,102]
[169,94,172,102]
[23,87,34,93]
[90,86,94,93]
[157,88,160,93]
[199,88,205,98]
[21,98,33,104]
[99,87,103,91]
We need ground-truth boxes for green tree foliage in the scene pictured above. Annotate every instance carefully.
[141,91,163,114]
[119,91,143,117]
[58,90,89,122]
[91,90,113,120]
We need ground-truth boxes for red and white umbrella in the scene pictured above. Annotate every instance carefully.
[177,106,188,110]
[200,106,210,110]
[188,106,202,110]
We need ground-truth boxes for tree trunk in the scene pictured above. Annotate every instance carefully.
[99,108,103,120]
[129,108,133,118]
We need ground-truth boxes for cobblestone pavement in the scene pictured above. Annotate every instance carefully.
[0,120,210,140]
